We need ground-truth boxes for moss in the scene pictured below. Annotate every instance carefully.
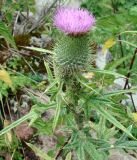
[0,38,8,50]
[14,34,30,47]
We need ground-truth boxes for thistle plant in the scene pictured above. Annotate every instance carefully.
[53,7,95,129]
[52,8,137,159]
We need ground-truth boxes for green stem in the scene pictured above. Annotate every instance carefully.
[66,78,84,130]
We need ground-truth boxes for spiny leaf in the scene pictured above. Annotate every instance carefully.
[25,46,55,54]
[84,142,103,160]
[120,31,137,35]
[108,55,132,70]
[44,61,54,82]
[0,112,35,136]
[115,126,133,145]
[115,141,137,150]
[76,144,85,160]
[52,82,63,132]
[26,143,53,160]
[53,95,62,132]
[42,79,58,95]
[104,88,137,97]
[0,103,55,136]
[118,40,137,48]
[88,67,125,78]
[0,21,16,49]
[97,106,135,139]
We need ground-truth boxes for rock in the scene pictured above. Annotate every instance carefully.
[13,12,35,35]
[96,45,113,70]
[0,151,11,160]
[114,77,137,109]
[35,0,84,19]
[42,109,55,121]
[63,0,83,8]
[38,135,56,153]
[109,149,136,160]
[30,35,52,48]
[114,77,127,89]
[15,122,35,141]
[35,0,55,19]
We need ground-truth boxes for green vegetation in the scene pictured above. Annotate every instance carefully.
[0,0,137,159]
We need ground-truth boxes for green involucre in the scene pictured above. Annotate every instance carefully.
[54,34,91,77]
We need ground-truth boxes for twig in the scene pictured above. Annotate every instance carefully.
[28,0,58,33]
[111,0,116,13]
[124,48,137,89]
[112,0,137,111]
[23,87,50,103]
[118,35,126,68]
[123,48,137,111]
[118,35,136,109]
[26,0,29,20]
[13,0,58,35]
[55,136,71,159]
[111,0,118,13]
[22,57,37,75]
[13,11,20,36]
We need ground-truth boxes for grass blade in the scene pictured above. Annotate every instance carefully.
[26,143,54,160]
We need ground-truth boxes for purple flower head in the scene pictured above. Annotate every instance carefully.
[54,7,95,35]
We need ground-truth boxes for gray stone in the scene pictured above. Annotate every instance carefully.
[109,150,137,160]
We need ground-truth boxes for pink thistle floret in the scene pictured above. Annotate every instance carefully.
[54,7,95,35]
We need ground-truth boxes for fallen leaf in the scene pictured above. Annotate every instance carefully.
[132,113,137,122]
[102,38,116,54]
[0,70,13,88]
[4,120,12,144]
[83,72,94,80]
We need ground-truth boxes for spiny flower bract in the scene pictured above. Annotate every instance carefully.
[54,7,95,35]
